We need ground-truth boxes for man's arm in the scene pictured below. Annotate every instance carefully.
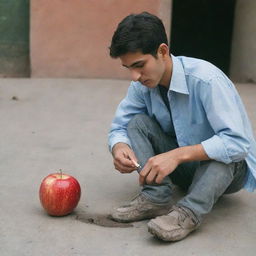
[139,144,210,185]
[108,82,147,173]
[108,82,146,152]
[199,76,250,164]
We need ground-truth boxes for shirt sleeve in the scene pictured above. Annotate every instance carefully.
[108,82,147,152]
[200,75,251,164]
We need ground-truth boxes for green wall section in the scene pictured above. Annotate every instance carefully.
[0,0,30,77]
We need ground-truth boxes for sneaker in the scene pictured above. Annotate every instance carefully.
[147,205,200,241]
[110,194,173,223]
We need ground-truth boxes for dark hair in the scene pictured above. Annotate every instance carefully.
[109,12,168,58]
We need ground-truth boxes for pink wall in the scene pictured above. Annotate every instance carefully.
[31,0,172,78]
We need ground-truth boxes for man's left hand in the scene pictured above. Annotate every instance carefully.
[139,151,179,185]
[139,144,210,185]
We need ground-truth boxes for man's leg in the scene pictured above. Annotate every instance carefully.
[177,160,247,220]
[127,114,200,198]
[111,114,178,222]
[127,114,178,203]
[148,159,247,241]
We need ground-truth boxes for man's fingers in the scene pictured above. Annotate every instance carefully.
[112,144,139,173]
[155,173,164,184]
[145,169,157,184]
[114,159,136,173]
[139,165,151,185]
[127,152,138,166]
[130,159,141,169]
[115,155,134,168]
[114,163,135,173]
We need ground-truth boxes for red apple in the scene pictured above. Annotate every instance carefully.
[39,171,81,216]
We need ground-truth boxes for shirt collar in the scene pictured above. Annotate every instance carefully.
[169,55,189,95]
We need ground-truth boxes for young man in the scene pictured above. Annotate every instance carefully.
[108,12,256,241]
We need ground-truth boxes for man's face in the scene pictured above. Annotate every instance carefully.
[120,51,167,88]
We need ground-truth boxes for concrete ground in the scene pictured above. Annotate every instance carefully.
[0,78,255,256]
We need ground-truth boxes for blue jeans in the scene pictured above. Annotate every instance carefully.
[127,114,247,220]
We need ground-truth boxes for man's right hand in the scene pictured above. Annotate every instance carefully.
[112,143,138,173]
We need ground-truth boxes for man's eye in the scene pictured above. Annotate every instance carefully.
[135,64,144,68]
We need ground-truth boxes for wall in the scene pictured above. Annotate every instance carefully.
[31,0,172,79]
[230,0,256,83]
[0,0,30,77]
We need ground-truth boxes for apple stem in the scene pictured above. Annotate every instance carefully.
[59,169,62,179]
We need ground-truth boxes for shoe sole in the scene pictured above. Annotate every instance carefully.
[111,212,166,223]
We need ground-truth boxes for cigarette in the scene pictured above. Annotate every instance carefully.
[131,159,142,169]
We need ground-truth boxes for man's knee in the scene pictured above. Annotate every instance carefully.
[127,114,152,131]
[224,160,247,194]
[200,161,236,179]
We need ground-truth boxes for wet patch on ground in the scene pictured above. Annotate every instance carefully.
[75,213,133,228]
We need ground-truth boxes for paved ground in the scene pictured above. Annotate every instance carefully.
[0,78,255,256]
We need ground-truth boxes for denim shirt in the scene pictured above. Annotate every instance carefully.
[108,55,256,192]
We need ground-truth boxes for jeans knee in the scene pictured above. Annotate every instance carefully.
[127,114,151,132]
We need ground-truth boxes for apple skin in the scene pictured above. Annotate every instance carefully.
[39,173,81,216]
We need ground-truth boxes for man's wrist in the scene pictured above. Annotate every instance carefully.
[168,147,189,165]
[168,144,209,164]
[112,142,130,154]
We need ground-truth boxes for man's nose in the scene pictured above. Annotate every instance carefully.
[130,69,141,82]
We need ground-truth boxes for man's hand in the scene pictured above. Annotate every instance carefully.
[139,151,179,185]
[139,144,210,185]
[112,143,138,173]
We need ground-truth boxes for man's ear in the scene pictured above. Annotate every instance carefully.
[158,43,169,58]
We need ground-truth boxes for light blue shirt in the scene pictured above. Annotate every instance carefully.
[108,55,256,192]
